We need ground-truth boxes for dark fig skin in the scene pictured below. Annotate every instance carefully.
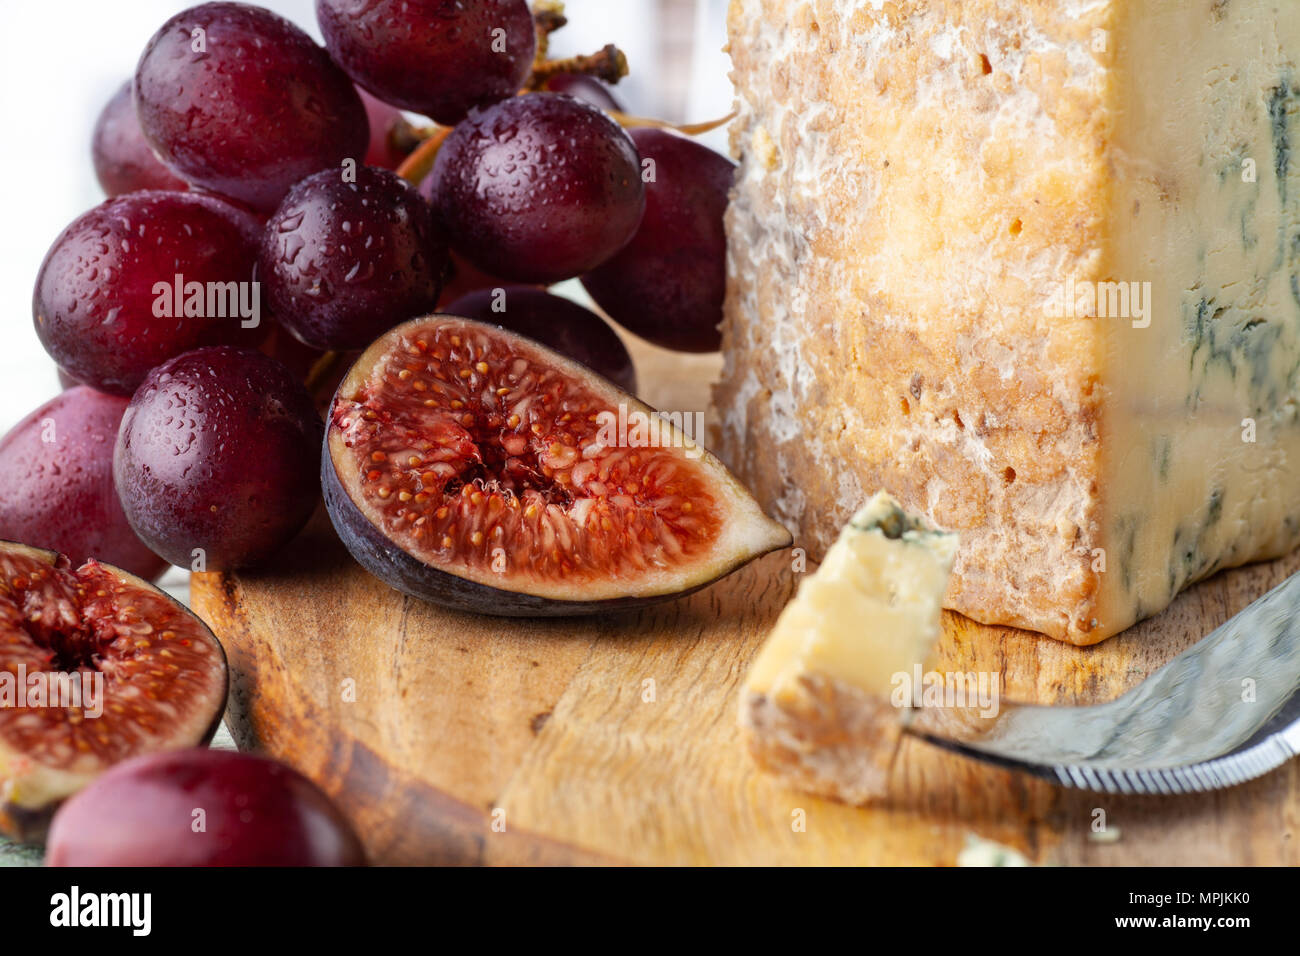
[444,287,637,394]
[0,388,166,580]
[323,316,791,616]
[114,347,324,571]
[46,749,365,866]
[91,80,187,197]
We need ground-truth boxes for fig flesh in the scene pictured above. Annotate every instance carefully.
[323,315,791,615]
[0,542,228,842]
[444,286,638,394]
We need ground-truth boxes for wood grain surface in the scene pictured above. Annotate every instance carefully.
[192,335,1300,866]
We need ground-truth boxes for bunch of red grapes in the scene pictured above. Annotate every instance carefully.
[5,0,735,579]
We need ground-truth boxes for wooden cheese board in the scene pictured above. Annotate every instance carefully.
[192,335,1300,865]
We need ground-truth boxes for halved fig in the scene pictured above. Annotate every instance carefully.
[0,541,228,842]
[323,315,791,615]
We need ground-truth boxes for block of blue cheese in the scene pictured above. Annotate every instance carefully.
[740,493,957,803]
[718,0,1300,644]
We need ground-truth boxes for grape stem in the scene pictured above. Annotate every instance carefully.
[533,0,568,64]
[608,109,738,136]
[529,44,628,88]
[394,126,452,185]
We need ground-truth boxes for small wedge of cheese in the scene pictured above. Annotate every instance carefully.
[740,493,957,803]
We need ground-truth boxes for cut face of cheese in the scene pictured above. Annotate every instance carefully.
[747,493,958,699]
[740,493,957,803]
[717,0,1300,643]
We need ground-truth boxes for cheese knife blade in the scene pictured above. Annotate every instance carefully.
[904,571,1300,794]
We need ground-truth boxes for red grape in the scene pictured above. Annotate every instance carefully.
[427,93,645,284]
[445,286,637,393]
[47,749,366,867]
[581,129,734,352]
[33,191,266,396]
[114,347,323,571]
[317,0,536,126]
[544,74,623,112]
[417,174,522,306]
[91,81,187,197]
[260,166,449,350]
[135,2,368,211]
[0,387,167,581]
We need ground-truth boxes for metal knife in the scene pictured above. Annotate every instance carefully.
[903,571,1300,794]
